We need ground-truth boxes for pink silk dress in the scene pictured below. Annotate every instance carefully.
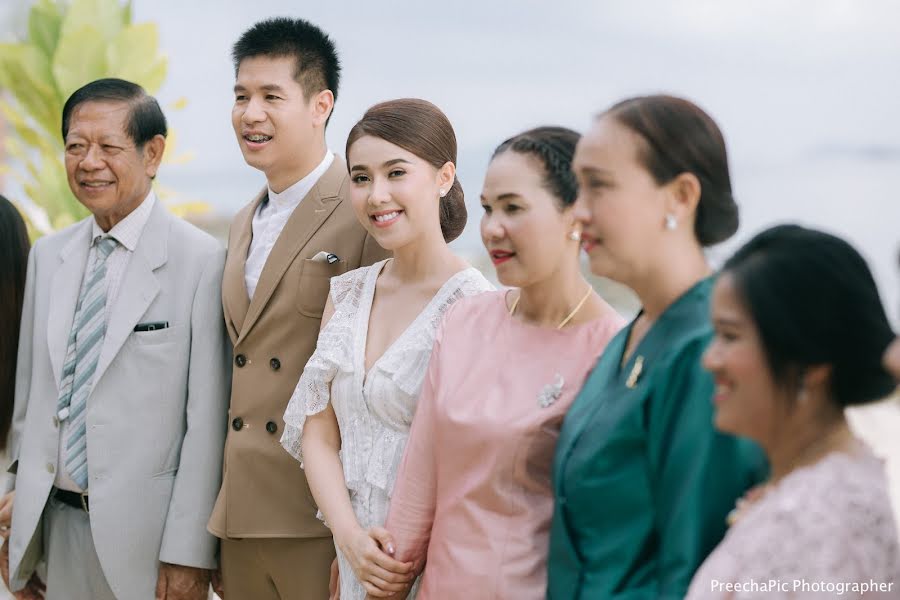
[384,290,625,599]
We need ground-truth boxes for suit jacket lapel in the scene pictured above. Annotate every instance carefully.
[93,201,167,385]
[237,156,348,344]
[47,220,93,387]
[222,189,263,342]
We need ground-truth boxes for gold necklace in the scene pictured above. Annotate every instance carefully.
[508,285,594,329]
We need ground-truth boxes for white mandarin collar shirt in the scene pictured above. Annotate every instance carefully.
[244,151,335,300]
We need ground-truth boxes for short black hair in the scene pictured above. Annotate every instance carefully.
[724,224,896,407]
[232,17,341,103]
[492,126,581,209]
[61,78,167,148]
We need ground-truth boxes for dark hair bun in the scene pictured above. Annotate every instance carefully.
[606,95,738,246]
[440,178,466,243]
[725,224,897,407]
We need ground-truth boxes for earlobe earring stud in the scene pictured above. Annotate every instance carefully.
[568,231,582,242]
[439,189,447,198]
[665,214,678,231]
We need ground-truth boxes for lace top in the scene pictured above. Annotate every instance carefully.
[687,447,900,599]
[281,259,494,501]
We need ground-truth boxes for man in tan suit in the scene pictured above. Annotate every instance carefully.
[208,18,388,599]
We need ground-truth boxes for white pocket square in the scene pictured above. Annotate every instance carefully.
[311,251,340,264]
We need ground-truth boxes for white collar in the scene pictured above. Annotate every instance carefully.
[91,189,156,252]
[267,151,335,208]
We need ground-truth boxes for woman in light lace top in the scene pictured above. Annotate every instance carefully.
[281,99,492,600]
[687,225,900,599]
[370,127,625,599]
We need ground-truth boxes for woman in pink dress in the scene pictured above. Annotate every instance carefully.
[687,225,900,599]
[371,127,626,599]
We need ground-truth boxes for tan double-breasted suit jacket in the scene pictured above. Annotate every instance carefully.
[208,155,388,539]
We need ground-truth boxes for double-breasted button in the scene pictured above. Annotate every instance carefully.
[266,421,278,434]
[235,354,247,368]
[270,358,281,371]
[232,417,244,431]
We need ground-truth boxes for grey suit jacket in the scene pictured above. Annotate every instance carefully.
[5,200,230,598]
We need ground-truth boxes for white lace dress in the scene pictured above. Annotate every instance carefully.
[687,448,900,599]
[281,259,493,600]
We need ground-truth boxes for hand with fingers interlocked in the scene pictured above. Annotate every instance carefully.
[335,525,413,598]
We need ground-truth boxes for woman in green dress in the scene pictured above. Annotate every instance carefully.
[547,95,768,599]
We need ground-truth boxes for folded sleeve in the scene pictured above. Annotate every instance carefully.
[280,277,353,464]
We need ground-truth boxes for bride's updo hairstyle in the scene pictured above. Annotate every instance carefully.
[346,98,467,243]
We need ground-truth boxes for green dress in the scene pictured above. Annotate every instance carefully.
[547,277,767,599]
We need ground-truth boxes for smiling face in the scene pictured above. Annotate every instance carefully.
[64,100,164,230]
[347,135,450,251]
[571,116,672,283]
[480,151,576,287]
[232,55,331,191]
[702,273,785,444]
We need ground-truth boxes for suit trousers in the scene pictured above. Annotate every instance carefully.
[221,536,335,599]
[41,497,116,600]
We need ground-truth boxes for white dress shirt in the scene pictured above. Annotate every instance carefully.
[55,191,156,492]
[244,152,335,300]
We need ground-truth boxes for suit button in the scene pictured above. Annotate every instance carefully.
[270,358,281,371]
[46,462,55,474]
[266,421,278,434]
[232,417,244,431]
[235,354,247,367]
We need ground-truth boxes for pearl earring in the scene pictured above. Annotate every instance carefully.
[439,189,447,198]
[568,231,581,242]
[665,214,678,231]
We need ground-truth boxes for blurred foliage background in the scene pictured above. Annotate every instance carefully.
[0,0,205,239]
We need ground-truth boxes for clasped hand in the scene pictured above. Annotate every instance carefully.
[336,526,413,598]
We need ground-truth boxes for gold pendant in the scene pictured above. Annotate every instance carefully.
[626,356,644,389]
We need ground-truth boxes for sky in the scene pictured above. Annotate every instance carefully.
[2,0,899,320]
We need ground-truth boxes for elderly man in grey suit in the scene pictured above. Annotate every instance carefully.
[0,78,229,600]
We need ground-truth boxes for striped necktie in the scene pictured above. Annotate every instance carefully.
[57,235,118,490]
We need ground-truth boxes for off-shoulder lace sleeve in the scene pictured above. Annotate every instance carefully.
[280,267,369,463]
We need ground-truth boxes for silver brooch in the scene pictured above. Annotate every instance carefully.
[537,373,565,408]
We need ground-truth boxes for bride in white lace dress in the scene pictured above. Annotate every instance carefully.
[281,99,492,600]
[687,225,900,599]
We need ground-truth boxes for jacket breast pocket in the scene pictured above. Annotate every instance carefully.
[131,324,183,346]
[296,258,348,318]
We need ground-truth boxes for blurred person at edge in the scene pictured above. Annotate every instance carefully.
[206,17,389,600]
[281,98,492,600]
[0,196,30,547]
[371,126,625,599]
[845,248,900,538]
[0,196,30,452]
[547,95,768,599]
[1,78,229,600]
[687,225,899,598]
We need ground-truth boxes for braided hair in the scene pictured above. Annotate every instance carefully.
[491,126,581,209]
